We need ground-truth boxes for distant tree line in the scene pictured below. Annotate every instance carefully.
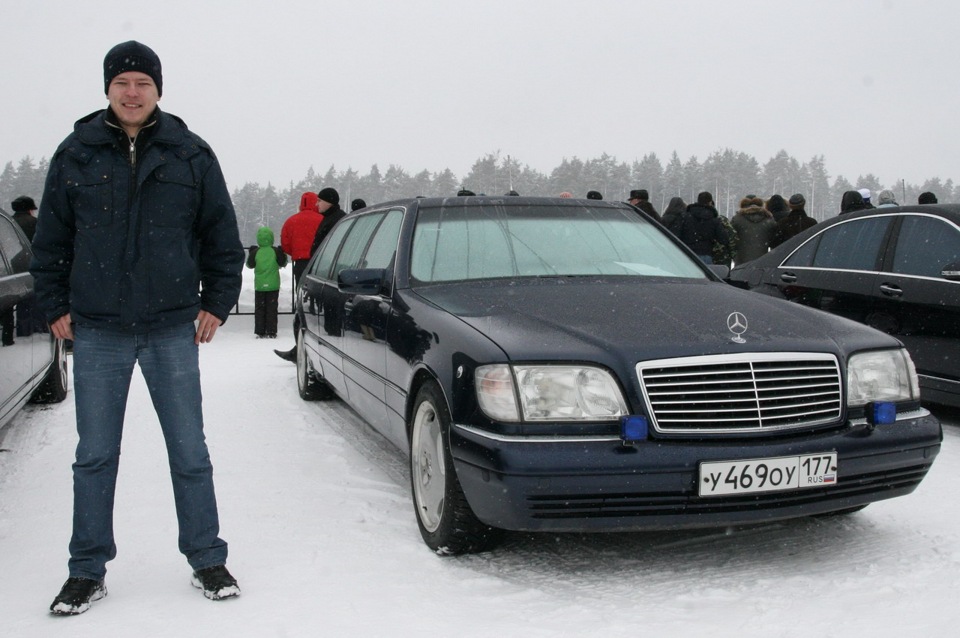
[3,150,956,245]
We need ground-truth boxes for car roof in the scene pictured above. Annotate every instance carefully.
[352,196,631,212]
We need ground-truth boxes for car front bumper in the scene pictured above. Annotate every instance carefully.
[450,410,942,532]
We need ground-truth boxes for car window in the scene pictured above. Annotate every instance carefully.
[892,215,960,278]
[360,209,403,270]
[332,213,386,278]
[0,215,30,275]
[808,217,891,271]
[310,218,355,280]
[410,203,705,283]
[782,234,819,267]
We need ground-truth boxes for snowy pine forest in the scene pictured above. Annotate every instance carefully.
[3,149,956,246]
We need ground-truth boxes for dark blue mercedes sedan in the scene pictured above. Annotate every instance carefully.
[293,196,941,555]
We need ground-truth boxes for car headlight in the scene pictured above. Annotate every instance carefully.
[476,364,628,422]
[847,349,919,406]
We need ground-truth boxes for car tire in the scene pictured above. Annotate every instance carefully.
[296,328,333,401]
[30,338,68,404]
[409,380,503,555]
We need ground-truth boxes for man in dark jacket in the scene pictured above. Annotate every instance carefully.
[30,41,244,615]
[677,191,729,264]
[10,195,38,241]
[627,189,661,221]
[771,193,817,247]
[310,187,346,255]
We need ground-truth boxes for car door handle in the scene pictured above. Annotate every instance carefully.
[779,272,798,283]
[879,283,903,298]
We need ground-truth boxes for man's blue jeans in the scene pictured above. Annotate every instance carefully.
[68,322,227,580]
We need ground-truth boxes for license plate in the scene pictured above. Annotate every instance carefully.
[699,452,838,497]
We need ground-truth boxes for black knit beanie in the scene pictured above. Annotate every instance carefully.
[318,187,340,206]
[104,41,163,96]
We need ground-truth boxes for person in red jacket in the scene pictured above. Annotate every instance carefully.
[280,191,324,286]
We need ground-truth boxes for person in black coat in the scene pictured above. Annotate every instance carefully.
[31,41,243,613]
[676,192,729,264]
[10,195,38,241]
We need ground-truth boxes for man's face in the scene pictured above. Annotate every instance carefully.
[628,197,640,206]
[107,71,160,133]
[318,200,333,214]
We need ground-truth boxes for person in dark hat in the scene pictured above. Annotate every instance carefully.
[505,190,520,196]
[586,190,603,200]
[771,193,817,247]
[676,191,729,264]
[457,188,476,196]
[351,198,367,211]
[627,189,660,221]
[10,195,38,241]
[31,40,243,615]
[918,191,938,205]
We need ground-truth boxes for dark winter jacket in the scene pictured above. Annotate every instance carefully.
[13,211,37,242]
[771,209,817,248]
[281,192,324,261]
[30,108,244,332]
[839,191,869,215]
[661,197,687,235]
[310,205,347,256]
[677,203,728,258]
[731,204,777,264]
[634,200,661,221]
[246,226,287,292]
[765,194,791,223]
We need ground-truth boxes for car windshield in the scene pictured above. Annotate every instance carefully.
[410,202,707,283]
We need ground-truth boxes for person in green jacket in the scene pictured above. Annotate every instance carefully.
[246,226,287,338]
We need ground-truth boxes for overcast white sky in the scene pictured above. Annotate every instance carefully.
[3,0,956,192]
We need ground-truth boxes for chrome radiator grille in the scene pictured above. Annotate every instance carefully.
[637,353,843,434]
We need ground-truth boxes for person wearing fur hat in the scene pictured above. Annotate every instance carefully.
[731,196,777,264]
[31,41,244,613]
[10,195,38,241]
[771,193,817,247]
[876,190,899,208]
[627,189,661,221]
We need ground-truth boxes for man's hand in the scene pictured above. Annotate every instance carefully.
[50,314,73,341]
[195,310,222,344]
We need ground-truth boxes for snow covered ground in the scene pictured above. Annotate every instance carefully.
[1,310,958,638]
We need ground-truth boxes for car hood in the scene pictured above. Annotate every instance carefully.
[412,278,899,364]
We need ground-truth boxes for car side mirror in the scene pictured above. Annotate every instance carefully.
[708,264,730,280]
[942,262,960,282]
[338,268,387,294]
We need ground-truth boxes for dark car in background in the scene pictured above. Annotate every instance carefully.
[729,204,960,408]
[0,210,68,432]
[293,196,941,555]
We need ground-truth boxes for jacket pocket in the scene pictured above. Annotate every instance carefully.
[67,171,113,229]
[147,163,199,229]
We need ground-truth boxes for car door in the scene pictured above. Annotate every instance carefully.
[338,210,404,435]
[871,213,960,393]
[0,215,42,427]
[299,218,356,396]
[774,215,894,323]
